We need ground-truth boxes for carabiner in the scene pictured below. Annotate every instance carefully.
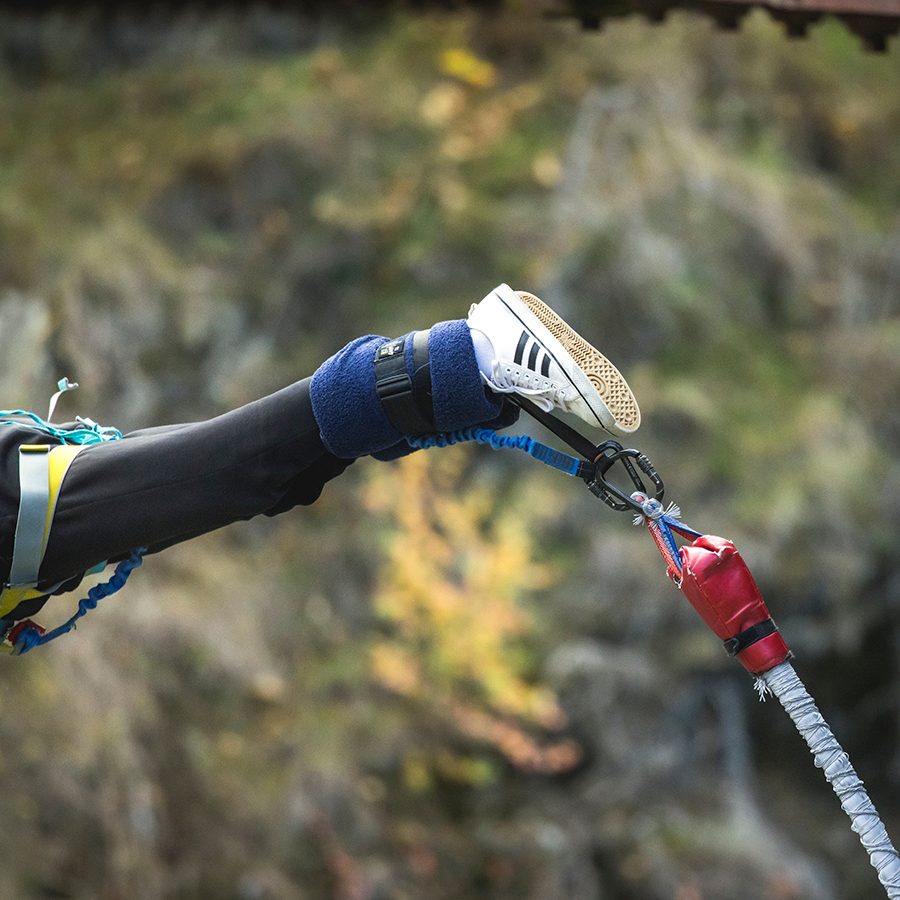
[583,442,665,514]
[508,395,665,515]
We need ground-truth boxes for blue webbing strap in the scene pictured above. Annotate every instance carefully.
[407,428,585,477]
[659,516,703,570]
[12,548,147,655]
[630,496,704,575]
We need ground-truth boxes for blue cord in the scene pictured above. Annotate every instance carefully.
[13,548,147,655]
[657,517,683,570]
[408,428,584,477]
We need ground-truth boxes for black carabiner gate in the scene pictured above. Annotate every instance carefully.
[585,442,664,513]
[509,396,665,515]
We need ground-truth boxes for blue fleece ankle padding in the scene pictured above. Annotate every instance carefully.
[310,334,396,458]
[309,319,508,459]
[428,319,502,430]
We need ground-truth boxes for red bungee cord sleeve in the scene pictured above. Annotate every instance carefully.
[678,535,791,675]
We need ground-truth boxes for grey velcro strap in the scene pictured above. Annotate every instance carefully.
[9,445,51,588]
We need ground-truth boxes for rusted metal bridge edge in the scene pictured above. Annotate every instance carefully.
[555,0,900,51]
[3,1,899,52]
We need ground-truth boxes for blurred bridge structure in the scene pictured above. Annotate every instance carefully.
[4,0,900,51]
[554,0,900,50]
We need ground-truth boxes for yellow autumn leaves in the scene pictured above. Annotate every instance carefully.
[439,48,497,89]
[365,449,580,778]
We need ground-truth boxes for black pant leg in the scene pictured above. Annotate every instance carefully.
[35,377,352,586]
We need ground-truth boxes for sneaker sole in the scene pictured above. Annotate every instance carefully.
[514,290,641,433]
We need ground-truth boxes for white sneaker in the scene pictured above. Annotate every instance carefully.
[466,284,641,435]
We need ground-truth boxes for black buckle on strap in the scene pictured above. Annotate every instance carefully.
[374,331,434,436]
[723,618,778,657]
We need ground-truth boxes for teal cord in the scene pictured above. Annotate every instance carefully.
[0,410,122,444]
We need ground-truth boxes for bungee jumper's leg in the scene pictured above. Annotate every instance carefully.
[1,282,636,646]
[310,319,519,461]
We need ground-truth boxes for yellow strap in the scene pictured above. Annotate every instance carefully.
[44,444,83,553]
[0,443,84,619]
[0,584,50,620]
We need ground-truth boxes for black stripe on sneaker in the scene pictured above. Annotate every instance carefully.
[540,352,551,377]
[527,342,540,371]
[514,330,529,365]
[492,289,610,432]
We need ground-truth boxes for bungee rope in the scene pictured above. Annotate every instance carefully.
[410,395,900,898]
[758,662,900,897]
[628,496,900,896]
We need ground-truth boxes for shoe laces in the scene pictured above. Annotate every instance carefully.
[486,361,573,413]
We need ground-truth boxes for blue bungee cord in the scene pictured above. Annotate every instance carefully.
[407,427,586,477]
[12,548,147,655]
[409,428,703,573]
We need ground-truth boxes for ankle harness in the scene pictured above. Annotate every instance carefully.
[374,330,435,436]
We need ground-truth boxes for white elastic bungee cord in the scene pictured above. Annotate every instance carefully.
[758,662,900,897]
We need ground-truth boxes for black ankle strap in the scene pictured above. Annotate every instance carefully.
[374,330,435,436]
